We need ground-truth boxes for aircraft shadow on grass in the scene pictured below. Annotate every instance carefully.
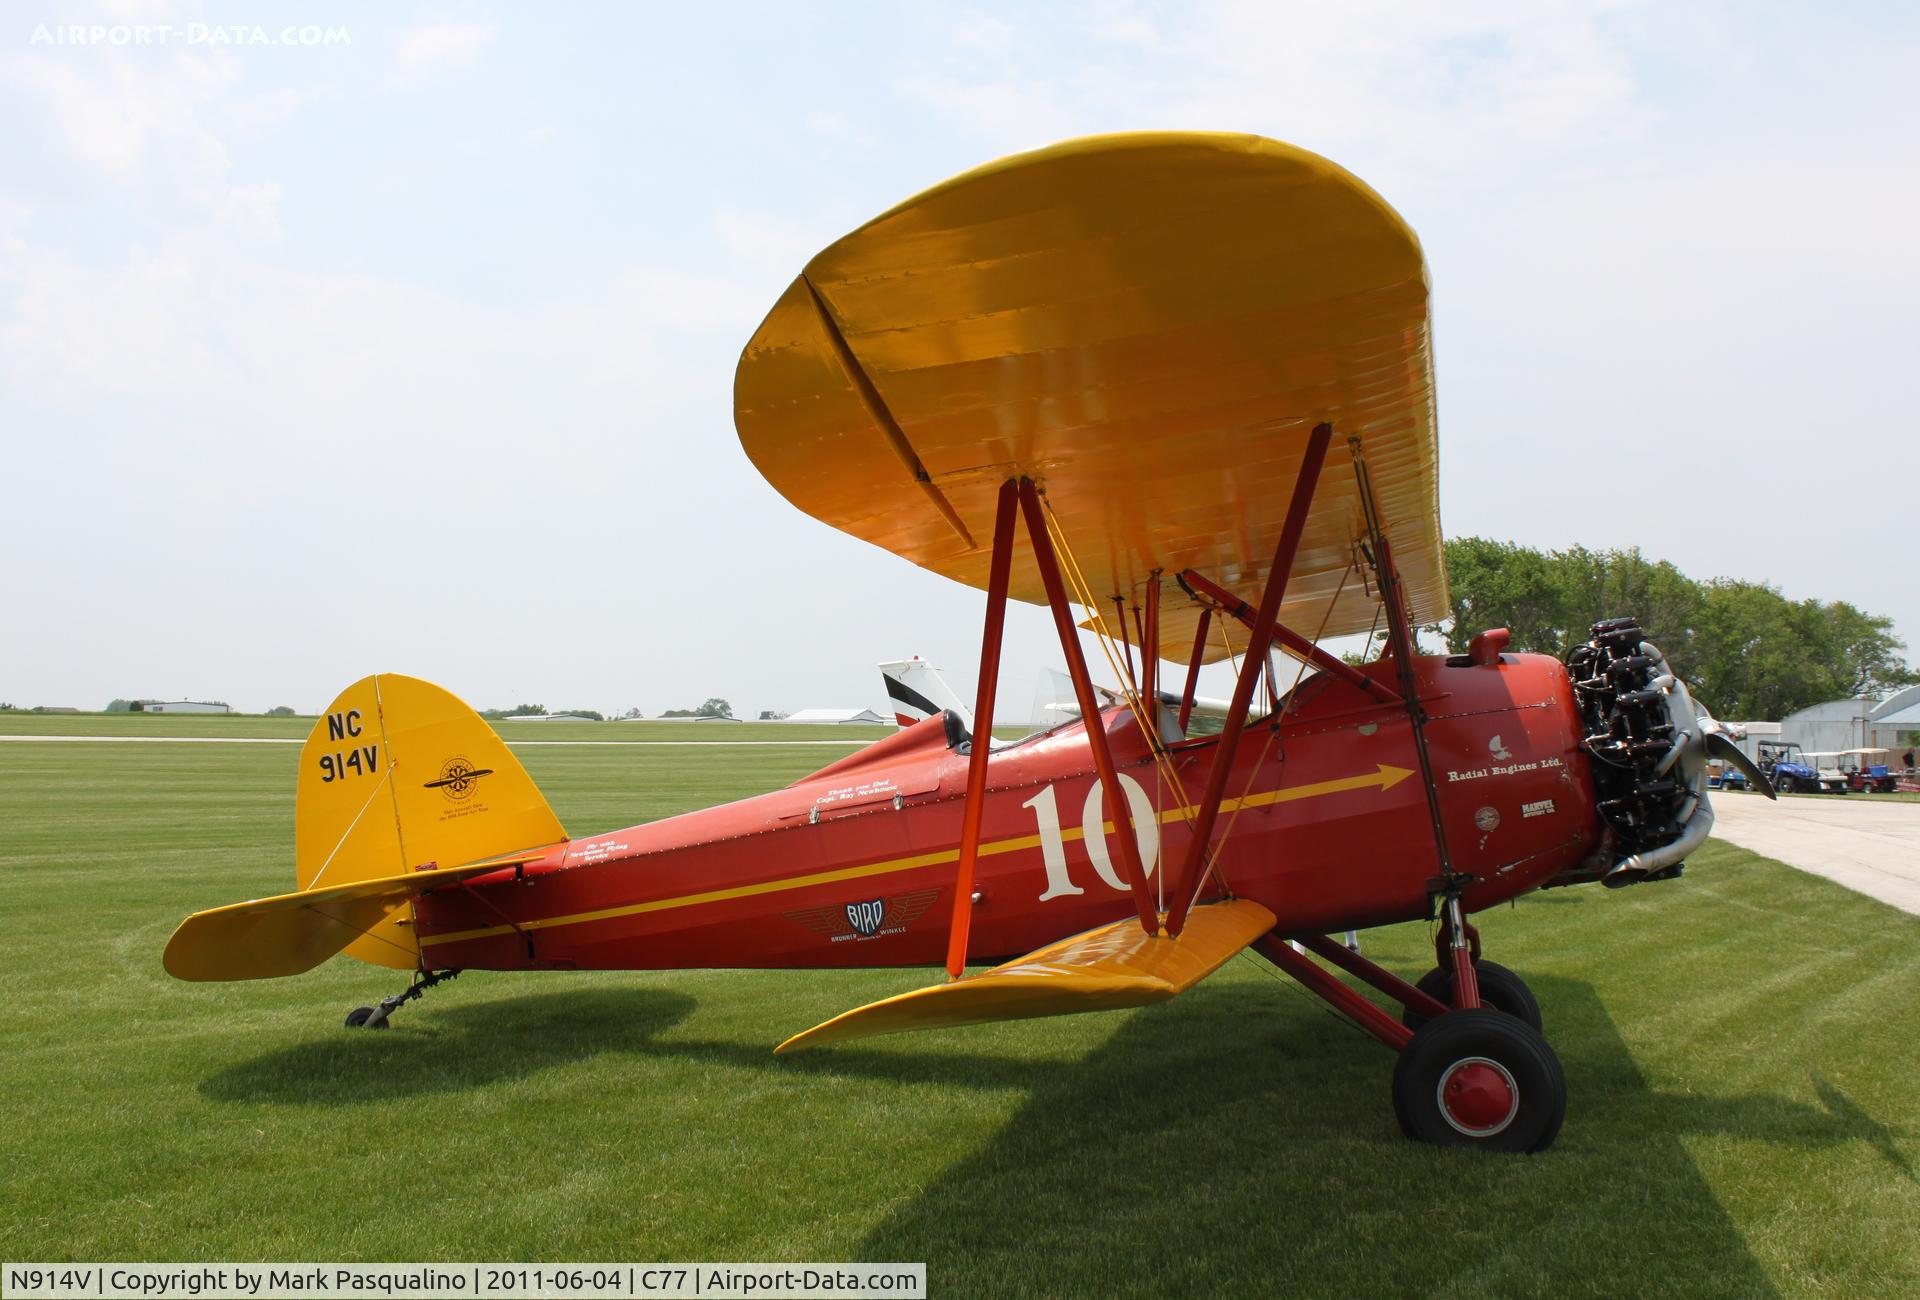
[203,975,1908,1295]
[197,988,702,1104]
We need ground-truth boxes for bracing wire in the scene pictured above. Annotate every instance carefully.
[1039,497,1192,814]
[1036,496,1201,918]
[1179,561,1358,920]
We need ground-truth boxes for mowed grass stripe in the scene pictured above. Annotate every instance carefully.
[0,735,1916,1295]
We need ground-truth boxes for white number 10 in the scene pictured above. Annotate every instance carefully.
[1023,775,1161,901]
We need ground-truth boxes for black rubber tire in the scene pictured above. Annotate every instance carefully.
[344,1006,384,1029]
[1392,1008,1566,1153]
[1401,960,1543,1033]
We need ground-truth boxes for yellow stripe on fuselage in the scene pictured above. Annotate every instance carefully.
[419,765,1409,948]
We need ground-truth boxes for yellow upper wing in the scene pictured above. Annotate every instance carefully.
[734,131,1445,659]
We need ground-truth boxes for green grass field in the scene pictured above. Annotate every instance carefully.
[2,724,1917,1297]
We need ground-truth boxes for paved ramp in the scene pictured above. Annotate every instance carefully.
[1711,792,1920,915]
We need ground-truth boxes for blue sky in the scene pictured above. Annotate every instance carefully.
[3,2,1916,718]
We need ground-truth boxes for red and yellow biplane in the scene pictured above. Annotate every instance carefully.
[166,132,1765,1153]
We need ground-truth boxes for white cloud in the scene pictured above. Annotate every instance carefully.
[1,44,237,183]
[716,209,828,283]
[225,86,320,134]
[899,1,1655,184]
[1085,0,1160,48]
[388,22,496,88]
[216,181,282,240]
[2,1,1916,711]
[950,12,1014,54]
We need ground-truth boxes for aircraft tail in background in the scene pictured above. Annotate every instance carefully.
[879,656,973,732]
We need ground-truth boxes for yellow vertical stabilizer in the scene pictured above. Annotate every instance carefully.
[293,674,568,970]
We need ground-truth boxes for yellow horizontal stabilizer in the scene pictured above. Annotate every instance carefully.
[776,898,1276,1053]
[162,854,545,982]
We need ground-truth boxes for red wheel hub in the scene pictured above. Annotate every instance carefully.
[1437,1056,1519,1137]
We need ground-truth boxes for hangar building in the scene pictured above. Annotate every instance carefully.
[784,708,889,724]
[1866,684,1920,751]
[1776,686,1920,754]
[139,700,232,714]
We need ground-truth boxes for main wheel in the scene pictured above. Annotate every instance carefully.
[1392,1009,1566,1153]
[1401,959,1543,1033]
[344,1006,385,1029]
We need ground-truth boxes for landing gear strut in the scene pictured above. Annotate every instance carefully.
[344,968,461,1030]
[1256,910,1567,1153]
[1401,960,1543,1033]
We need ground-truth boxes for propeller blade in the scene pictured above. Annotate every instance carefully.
[1705,732,1776,800]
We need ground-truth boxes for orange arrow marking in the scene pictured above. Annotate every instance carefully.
[1226,763,1415,814]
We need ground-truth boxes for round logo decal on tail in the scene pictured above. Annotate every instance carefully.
[424,756,493,802]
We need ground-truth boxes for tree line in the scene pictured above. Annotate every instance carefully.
[1439,538,1914,720]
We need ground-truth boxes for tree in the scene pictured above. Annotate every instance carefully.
[618,707,645,720]
[106,699,135,713]
[758,709,789,720]
[662,698,735,719]
[482,703,547,719]
[1441,537,1913,720]
[1441,539,1698,662]
[1822,601,1916,699]
[1442,538,1580,656]
[265,706,295,717]
[555,708,605,721]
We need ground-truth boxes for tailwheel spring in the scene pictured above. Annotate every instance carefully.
[344,968,460,1029]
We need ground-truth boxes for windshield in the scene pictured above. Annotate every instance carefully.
[1021,667,1084,740]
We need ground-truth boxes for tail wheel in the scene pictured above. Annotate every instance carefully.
[1401,959,1543,1033]
[1392,1009,1566,1153]
[344,1006,385,1030]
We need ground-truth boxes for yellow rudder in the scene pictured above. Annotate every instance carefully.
[295,674,568,969]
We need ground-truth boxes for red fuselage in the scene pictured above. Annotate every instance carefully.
[413,653,1601,971]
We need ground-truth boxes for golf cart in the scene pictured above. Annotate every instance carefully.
[1838,748,1897,794]
[1759,742,1849,794]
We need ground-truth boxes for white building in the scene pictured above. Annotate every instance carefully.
[1867,685,1920,752]
[140,700,231,714]
[1720,720,1782,764]
[1776,687,1920,755]
[783,708,890,724]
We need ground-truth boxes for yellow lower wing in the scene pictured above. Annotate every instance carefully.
[163,855,543,982]
[776,898,1277,1053]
